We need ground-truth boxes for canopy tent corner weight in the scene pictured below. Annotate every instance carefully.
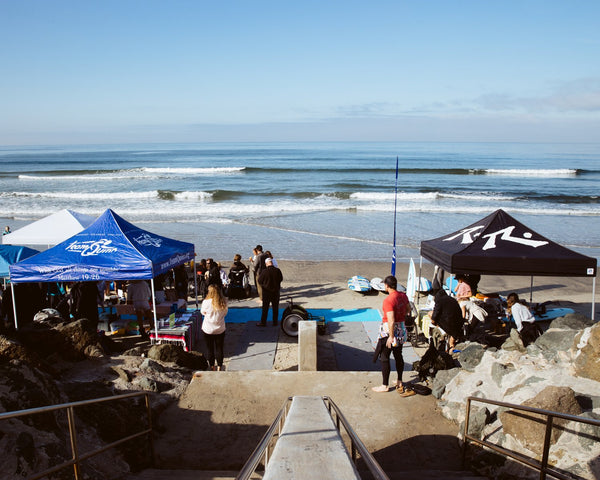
[420,209,597,319]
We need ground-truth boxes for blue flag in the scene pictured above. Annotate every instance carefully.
[391,156,399,276]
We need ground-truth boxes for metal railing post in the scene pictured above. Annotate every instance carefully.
[462,397,472,467]
[539,415,554,480]
[144,393,155,467]
[462,396,600,480]
[0,392,154,480]
[67,406,81,480]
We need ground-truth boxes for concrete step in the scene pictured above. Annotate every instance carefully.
[381,470,487,480]
[124,470,262,480]
[125,468,486,480]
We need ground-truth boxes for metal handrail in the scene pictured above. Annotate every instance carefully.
[462,396,600,480]
[236,396,293,480]
[236,395,389,480]
[323,395,390,480]
[0,391,154,480]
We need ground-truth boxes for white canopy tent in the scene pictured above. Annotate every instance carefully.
[2,209,96,248]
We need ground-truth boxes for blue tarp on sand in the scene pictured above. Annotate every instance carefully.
[0,245,39,277]
[9,209,195,283]
[224,307,382,324]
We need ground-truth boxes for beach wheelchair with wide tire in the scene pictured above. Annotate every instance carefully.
[281,298,326,337]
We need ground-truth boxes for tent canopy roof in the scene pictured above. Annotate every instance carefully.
[9,209,195,283]
[0,245,39,277]
[420,209,597,277]
[2,209,96,247]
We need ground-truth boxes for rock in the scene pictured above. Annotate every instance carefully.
[490,362,516,387]
[0,335,48,372]
[549,313,594,330]
[140,358,165,373]
[111,366,132,382]
[137,376,159,392]
[535,329,579,360]
[504,328,525,352]
[458,343,485,371]
[147,344,182,363]
[464,406,490,439]
[572,323,600,382]
[84,345,106,358]
[576,412,600,450]
[176,350,208,371]
[499,386,582,453]
[432,367,460,399]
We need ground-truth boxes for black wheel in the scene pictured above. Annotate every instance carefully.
[281,312,304,337]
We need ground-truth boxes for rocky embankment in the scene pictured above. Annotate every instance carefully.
[0,313,205,480]
[431,314,600,479]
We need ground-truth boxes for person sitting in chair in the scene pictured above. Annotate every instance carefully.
[506,292,541,346]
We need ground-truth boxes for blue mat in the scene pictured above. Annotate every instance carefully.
[225,307,381,324]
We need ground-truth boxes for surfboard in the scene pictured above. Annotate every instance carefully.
[508,307,575,325]
[534,307,575,322]
[406,258,416,302]
[370,277,386,292]
[348,275,371,293]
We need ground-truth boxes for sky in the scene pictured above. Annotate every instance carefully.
[1,0,600,145]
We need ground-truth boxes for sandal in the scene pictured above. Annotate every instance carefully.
[397,385,416,397]
[395,383,405,394]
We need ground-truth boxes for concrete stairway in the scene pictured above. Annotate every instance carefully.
[126,468,487,479]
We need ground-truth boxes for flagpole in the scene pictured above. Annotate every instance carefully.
[391,156,399,276]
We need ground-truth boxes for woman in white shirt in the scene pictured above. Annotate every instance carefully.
[507,292,540,346]
[201,284,228,370]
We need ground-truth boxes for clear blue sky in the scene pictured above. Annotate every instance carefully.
[2,0,599,145]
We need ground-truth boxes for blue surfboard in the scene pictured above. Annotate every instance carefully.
[348,275,371,293]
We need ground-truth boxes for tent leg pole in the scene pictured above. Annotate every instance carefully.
[530,276,533,304]
[10,283,18,330]
[417,257,423,305]
[150,278,158,335]
[592,277,596,321]
[194,273,198,310]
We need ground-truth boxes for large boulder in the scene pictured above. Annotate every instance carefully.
[458,343,485,371]
[499,386,582,454]
[147,344,208,371]
[572,322,600,382]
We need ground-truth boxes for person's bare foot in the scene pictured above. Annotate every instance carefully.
[371,385,390,393]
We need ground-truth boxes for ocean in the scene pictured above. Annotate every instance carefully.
[1,142,599,263]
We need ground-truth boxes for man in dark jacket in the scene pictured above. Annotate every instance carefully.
[430,289,464,351]
[252,245,267,300]
[257,257,283,326]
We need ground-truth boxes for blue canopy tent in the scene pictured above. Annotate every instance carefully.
[9,209,196,329]
[0,245,40,280]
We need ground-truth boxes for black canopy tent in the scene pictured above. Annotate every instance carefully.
[420,209,597,318]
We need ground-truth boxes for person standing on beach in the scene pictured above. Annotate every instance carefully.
[257,257,283,326]
[372,275,412,395]
[252,245,267,300]
[201,284,228,370]
[127,280,153,339]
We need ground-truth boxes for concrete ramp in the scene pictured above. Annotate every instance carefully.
[263,396,361,480]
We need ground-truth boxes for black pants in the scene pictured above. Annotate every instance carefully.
[520,322,542,347]
[204,331,225,367]
[379,339,404,386]
[260,289,280,325]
